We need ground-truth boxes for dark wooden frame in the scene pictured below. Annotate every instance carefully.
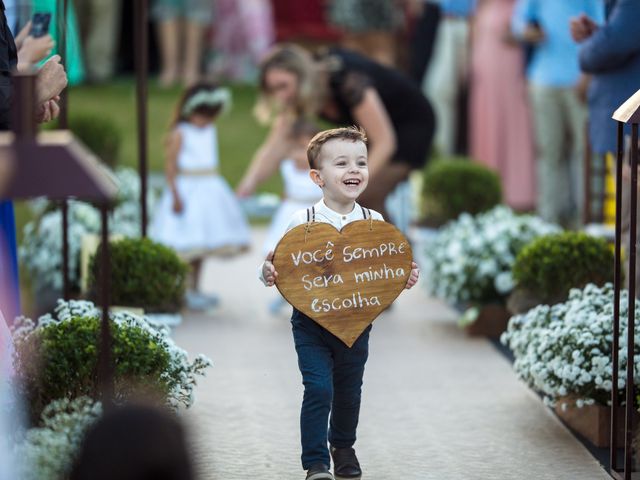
[610,90,640,480]
[1,74,118,404]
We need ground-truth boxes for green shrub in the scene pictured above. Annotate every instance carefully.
[512,232,614,304]
[422,158,502,226]
[89,237,187,313]
[13,301,211,424]
[68,114,122,168]
[16,314,172,422]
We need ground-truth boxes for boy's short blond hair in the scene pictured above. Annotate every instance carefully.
[306,126,368,169]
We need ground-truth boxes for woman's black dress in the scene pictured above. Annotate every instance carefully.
[319,47,435,170]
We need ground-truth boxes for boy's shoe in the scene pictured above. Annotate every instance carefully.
[305,463,334,480]
[330,447,362,479]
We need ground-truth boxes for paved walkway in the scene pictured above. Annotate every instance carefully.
[173,227,610,480]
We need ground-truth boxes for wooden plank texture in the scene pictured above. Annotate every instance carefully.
[273,220,412,346]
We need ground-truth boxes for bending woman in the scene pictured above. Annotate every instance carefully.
[237,43,435,220]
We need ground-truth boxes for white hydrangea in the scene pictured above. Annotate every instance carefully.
[19,168,159,292]
[422,206,559,304]
[501,283,639,406]
[13,397,102,480]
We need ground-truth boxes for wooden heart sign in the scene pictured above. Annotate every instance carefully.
[273,220,413,347]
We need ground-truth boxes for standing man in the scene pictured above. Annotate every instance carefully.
[422,0,476,156]
[74,0,122,83]
[572,0,640,294]
[511,0,603,226]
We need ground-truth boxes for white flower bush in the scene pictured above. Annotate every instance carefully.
[423,206,559,305]
[13,300,212,411]
[501,283,638,407]
[19,168,158,292]
[14,397,102,480]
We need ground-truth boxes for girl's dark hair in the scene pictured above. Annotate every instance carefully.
[170,82,226,127]
[70,405,194,480]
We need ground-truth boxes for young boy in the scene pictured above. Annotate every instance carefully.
[260,127,419,480]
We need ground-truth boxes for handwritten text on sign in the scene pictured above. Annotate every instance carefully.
[273,220,413,347]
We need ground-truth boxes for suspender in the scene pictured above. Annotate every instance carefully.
[306,206,316,223]
[306,205,370,222]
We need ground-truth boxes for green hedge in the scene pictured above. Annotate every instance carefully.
[512,232,614,304]
[15,315,176,423]
[69,113,122,168]
[89,237,187,313]
[422,158,502,226]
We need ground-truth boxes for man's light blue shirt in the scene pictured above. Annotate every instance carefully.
[512,0,604,87]
[429,0,476,18]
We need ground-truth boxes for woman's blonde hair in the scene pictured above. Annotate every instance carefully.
[254,44,324,125]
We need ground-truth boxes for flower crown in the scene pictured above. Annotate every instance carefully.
[182,88,232,116]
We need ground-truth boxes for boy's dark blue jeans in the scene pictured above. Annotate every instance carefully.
[291,308,371,470]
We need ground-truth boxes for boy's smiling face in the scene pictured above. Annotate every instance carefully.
[310,138,369,211]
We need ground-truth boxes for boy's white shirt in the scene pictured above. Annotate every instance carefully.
[259,198,384,285]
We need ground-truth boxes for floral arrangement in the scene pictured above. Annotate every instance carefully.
[19,168,158,293]
[501,283,638,407]
[12,300,212,420]
[13,397,102,480]
[423,206,559,305]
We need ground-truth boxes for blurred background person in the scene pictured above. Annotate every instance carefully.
[206,0,275,83]
[572,0,640,294]
[511,0,603,226]
[470,0,536,211]
[152,0,213,88]
[4,0,29,34]
[74,0,122,84]
[31,0,84,84]
[0,0,67,326]
[422,0,476,157]
[237,44,435,221]
[70,405,195,480]
[327,0,403,67]
[573,0,640,164]
[406,0,442,85]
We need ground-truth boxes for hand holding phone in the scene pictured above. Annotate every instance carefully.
[30,13,51,38]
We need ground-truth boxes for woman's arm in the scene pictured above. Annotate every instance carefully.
[236,114,293,197]
[165,130,183,213]
[351,88,396,178]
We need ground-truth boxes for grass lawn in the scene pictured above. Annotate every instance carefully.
[15,79,281,241]
[14,79,282,312]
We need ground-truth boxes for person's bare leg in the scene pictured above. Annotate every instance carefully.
[189,258,202,291]
[183,20,205,87]
[359,162,411,222]
[342,32,395,66]
[363,31,396,67]
[157,19,180,87]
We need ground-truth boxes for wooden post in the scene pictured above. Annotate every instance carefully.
[2,75,119,410]
[135,0,149,237]
[57,0,70,300]
[610,88,640,480]
[98,206,113,407]
[610,121,624,472]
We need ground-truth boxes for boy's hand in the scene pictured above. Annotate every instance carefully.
[262,251,278,286]
[405,262,419,290]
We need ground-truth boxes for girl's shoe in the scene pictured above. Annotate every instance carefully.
[330,447,361,479]
[306,464,334,480]
[185,290,219,311]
